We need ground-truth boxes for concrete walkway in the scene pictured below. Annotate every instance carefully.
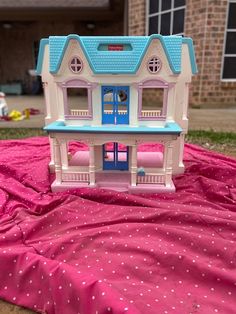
[1,96,236,132]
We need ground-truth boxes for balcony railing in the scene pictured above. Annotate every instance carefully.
[70,109,89,117]
[141,110,162,118]
[137,173,165,184]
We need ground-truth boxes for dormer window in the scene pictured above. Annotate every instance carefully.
[147,57,162,74]
[69,57,83,73]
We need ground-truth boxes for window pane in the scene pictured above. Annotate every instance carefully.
[103,89,114,102]
[142,88,164,110]
[118,143,127,152]
[105,152,114,162]
[222,57,236,79]
[160,12,171,35]
[149,0,159,14]
[117,104,127,116]
[104,103,113,114]
[149,15,159,34]
[162,0,171,11]
[117,152,127,162]
[105,142,114,151]
[225,32,236,54]
[173,9,185,34]
[117,88,128,103]
[174,0,185,8]
[228,3,236,29]
[67,88,88,116]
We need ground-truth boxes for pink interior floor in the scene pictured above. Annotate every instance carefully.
[69,151,163,168]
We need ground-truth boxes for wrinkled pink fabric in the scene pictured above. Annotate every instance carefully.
[0,137,236,314]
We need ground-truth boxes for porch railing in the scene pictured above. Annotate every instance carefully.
[137,173,165,184]
[141,110,161,118]
[62,172,89,182]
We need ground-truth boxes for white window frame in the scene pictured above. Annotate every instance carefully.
[221,0,236,82]
[146,0,186,36]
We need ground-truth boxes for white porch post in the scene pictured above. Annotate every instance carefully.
[53,138,62,184]
[89,144,95,185]
[163,141,174,187]
[131,144,137,186]
[60,139,69,169]
[49,137,55,173]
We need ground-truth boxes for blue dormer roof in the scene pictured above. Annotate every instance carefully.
[36,34,197,75]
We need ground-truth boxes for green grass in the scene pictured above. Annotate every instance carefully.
[186,130,236,157]
[0,128,46,140]
[0,128,235,157]
[187,130,236,143]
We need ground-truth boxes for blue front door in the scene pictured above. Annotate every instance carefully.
[103,142,129,170]
[102,86,129,124]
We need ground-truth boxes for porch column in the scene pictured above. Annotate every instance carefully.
[131,144,137,186]
[60,139,69,169]
[89,144,95,185]
[163,141,174,187]
[53,138,62,184]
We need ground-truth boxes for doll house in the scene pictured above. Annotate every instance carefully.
[36,34,197,193]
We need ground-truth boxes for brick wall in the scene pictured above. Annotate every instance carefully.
[128,0,146,35]
[129,0,236,107]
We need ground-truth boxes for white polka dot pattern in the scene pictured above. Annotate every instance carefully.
[0,138,235,313]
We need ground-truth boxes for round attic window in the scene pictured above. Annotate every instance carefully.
[147,56,162,74]
[69,57,83,73]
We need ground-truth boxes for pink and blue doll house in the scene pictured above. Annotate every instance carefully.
[36,34,197,193]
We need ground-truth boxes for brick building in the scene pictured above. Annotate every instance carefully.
[129,0,236,107]
[0,0,126,94]
[0,0,236,107]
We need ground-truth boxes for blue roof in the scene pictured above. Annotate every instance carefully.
[44,121,182,135]
[36,34,197,75]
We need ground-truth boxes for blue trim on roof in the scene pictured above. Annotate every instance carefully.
[182,37,198,74]
[44,121,182,135]
[36,35,197,75]
[36,38,49,75]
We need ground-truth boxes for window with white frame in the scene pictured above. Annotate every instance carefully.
[222,1,236,80]
[147,0,186,35]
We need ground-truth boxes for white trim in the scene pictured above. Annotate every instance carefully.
[221,0,236,80]
[146,0,150,36]
[198,0,209,103]
[146,0,186,35]
[170,0,174,35]
[148,5,186,18]
[221,78,236,82]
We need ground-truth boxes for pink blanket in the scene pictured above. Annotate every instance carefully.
[0,137,236,314]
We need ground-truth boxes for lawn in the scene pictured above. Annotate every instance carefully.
[0,128,235,158]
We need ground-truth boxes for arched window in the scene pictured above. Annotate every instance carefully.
[137,78,170,120]
[147,57,162,74]
[59,79,97,120]
[69,57,83,73]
